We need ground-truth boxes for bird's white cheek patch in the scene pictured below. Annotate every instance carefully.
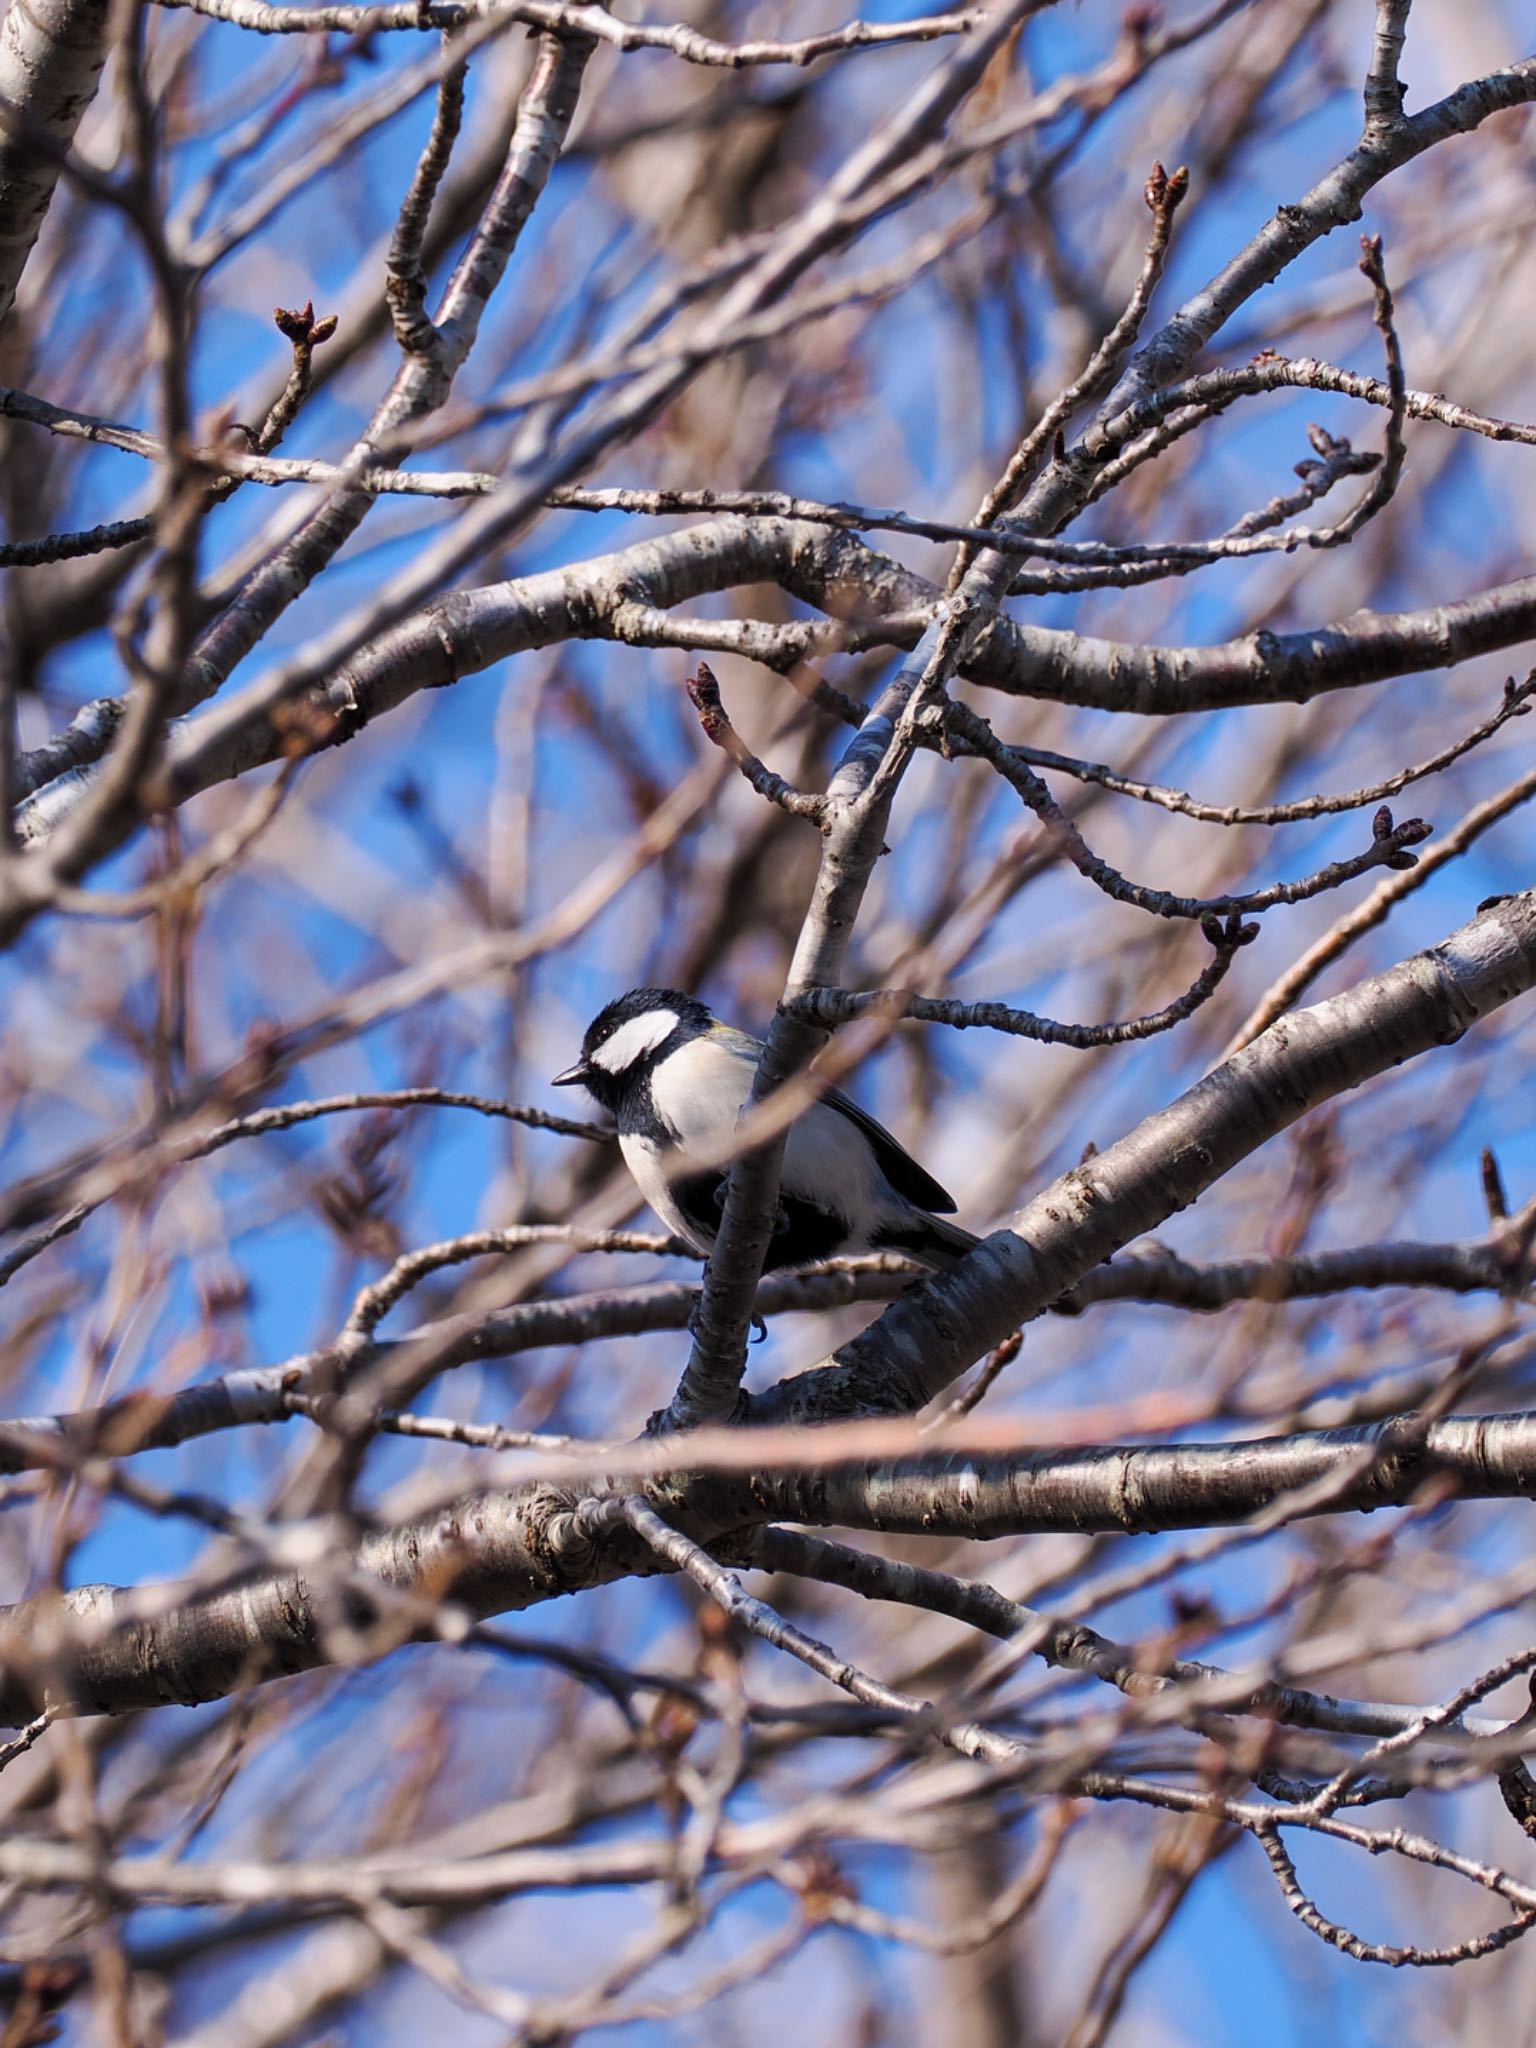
[592,1009,680,1073]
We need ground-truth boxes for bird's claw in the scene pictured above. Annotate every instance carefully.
[686,1294,766,1344]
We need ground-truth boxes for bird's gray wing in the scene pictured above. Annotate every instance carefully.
[820,1085,957,1213]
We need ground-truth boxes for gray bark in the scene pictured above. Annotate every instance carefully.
[0,0,110,326]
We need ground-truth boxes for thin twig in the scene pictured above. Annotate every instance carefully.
[787,915,1254,1048]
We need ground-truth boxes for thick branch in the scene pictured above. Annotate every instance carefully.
[0,0,110,325]
[23,518,1536,842]
[5,1410,1536,1727]
[754,888,1536,1422]
[1058,1235,1524,1313]
[756,1412,1536,1542]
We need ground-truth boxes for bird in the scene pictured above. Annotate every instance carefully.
[553,986,978,1273]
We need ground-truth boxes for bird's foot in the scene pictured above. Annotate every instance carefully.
[686,1293,767,1344]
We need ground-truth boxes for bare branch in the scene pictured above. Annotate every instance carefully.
[758,888,1536,1422]
[683,663,825,822]
[1227,763,1536,1052]
[954,156,1189,578]
[0,0,110,324]
[786,915,1252,1048]
[150,0,985,67]
[664,603,982,1430]
[1362,0,1414,147]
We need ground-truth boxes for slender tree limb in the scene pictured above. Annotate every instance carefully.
[683,663,824,821]
[1011,671,1534,829]
[0,1087,603,1281]
[1251,1822,1534,1968]
[1226,765,1536,1053]
[951,156,1188,586]
[149,0,984,68]
[12,378,1533,551]
[786,917,1252,1047]
[663,604,980,1430]
[621,1497,1018,1765]
[960,698,1434,918]
[747,1528,1520,1745]
[384,33,469,359]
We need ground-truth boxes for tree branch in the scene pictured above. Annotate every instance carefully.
[663,603,978,1429]
[7,1409,1536,1728]
[755,887,1536,1422]
[0,0,110,325]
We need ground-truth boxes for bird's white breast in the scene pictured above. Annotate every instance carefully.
[647,1032,753,1153]
[642,1031,889,1239]
[617,1129,701,1247]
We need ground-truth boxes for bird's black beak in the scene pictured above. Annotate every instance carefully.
[551,1060,591,1088]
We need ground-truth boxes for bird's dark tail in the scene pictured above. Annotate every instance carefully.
[880,1214,981,1270]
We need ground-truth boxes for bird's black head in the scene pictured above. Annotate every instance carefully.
[552,987,714,1113]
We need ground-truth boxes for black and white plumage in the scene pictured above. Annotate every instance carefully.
[552,987,978,1272]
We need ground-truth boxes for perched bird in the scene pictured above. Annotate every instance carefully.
[553,987,978,1272]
